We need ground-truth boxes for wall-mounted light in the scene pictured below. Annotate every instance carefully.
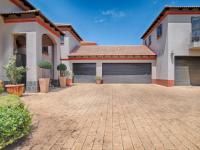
[171,51,174,64]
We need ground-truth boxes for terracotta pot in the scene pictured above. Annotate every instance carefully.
[59,76,66,88]
[5,84,25,97]
[0,80,3,88]
[96,79,103,84]
[39,78,50,93]
[66,79,73,86]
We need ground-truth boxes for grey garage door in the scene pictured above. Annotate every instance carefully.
[175,57,200,86]
[103,63,152,83]
[73,63,96,83]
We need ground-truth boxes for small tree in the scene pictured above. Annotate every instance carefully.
[3,56,26,85]
[57,64,67,77]
[38,61,52,70]
[65,70,73,79]
[38,60,52,78]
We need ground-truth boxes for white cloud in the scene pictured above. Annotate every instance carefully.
[101,9,126,18]
[94,18,106,23]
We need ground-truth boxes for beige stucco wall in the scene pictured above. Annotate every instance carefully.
[168,14,200,80]
[0,20,61,89]
[61,31,80,71]
[144,16,169,81]
[0,0,22,12]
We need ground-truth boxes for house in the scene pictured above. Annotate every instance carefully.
[61,6,200,86]
[0,0,200,91]
[142,6,200,86]
[0,0,81,92]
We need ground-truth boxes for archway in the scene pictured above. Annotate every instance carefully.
[42,34,56,87]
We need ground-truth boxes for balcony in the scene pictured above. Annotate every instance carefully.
[190,35,200,50]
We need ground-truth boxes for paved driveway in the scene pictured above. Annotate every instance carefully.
[13,84,200,150]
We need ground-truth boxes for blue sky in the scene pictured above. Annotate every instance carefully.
[29,0,200,45]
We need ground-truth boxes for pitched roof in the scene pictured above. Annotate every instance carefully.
[0,10,65,36]
[141,6,200,39]
[56,24,83,41]
[69,45,156,56]
[10,0,36,10]
[80,41,97,46]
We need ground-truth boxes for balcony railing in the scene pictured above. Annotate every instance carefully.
[191,35,200,49]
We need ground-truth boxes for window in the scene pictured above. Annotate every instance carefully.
[192,17,200,42]
[42,47,48,55]
[157,24,162,39]
[60,35,64,44]
[144,40,147,45]
[148,35,152,46]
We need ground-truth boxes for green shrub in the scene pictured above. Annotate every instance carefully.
[0,95,21,107]
[57,64,67,76]
[3,56,26,85]
[0,87,4,95]
[38,61,52,69]
[65,70,73,79]
[0,95,31,149]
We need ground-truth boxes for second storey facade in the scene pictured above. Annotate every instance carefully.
[142,6,200,86]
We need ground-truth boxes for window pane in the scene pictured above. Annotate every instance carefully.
[192,17,200,41]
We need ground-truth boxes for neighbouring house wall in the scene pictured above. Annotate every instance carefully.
[61,31,80,71]
[168,14,200,80]
[0,0,22,12]
[0,21,61,91]
[143,16,169,82]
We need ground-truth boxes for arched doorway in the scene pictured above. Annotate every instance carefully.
[14,34,26,85]
[42,34,56,87]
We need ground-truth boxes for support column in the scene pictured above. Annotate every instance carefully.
[96,62,102,78]
[151,61,157,84]
[26,32,40,92]
[53,43,60,86]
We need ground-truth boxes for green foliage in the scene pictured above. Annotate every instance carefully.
[3,56,26,85]
[0,95,21,107]
[38,61,52,69]
[57,64,67,76]
[0,87,4,95]
[96,76,102,80]
[65,70,73,79]
[0,95,32,149]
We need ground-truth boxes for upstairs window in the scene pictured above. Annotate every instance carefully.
[148,35,152,46]
[60,35,64,45]
[192,17,200,42]
[157,24,162,39]
[144,40,147,46]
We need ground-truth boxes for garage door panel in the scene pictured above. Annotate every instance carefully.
[73,63,96,83]
[175,57,200,86]
[74,75,96,83]
[103,63,151,75]
[103,75,151,84]
[103,63,151,83]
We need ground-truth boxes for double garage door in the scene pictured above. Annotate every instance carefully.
[73,63,152,84]
[175,57,200,86]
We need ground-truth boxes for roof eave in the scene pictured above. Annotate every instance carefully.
[141,6,200,39]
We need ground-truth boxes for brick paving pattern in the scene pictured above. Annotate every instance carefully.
[12,84,200,150]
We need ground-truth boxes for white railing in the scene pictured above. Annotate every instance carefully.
[191,34,200,49]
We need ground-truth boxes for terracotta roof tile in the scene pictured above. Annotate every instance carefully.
[69,45,156,56]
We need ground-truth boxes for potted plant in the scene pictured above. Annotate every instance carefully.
[57,63,67,88]
[96,76,103,84]
[66,70,73,86]
[38,60,52,93]
[0,87,4,95]
[3,56,26,96]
